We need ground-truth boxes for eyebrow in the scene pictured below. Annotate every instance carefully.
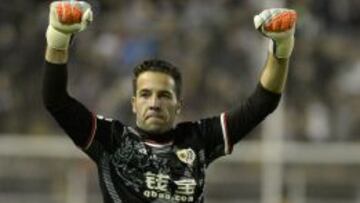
[138,88,174,95]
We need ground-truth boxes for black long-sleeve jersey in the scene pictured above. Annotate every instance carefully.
[42,62,281,203]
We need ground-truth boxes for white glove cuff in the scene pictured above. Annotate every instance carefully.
[46,25,71,50]
[269,35,294,59]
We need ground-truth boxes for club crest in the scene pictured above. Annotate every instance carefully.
[176,148,196,165]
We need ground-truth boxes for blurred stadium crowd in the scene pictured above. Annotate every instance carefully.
[0,0,359,142]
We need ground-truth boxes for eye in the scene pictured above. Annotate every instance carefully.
[139,91,151,98]
[159,92,173,99]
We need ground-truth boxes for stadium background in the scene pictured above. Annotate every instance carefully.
[0,0,359,202]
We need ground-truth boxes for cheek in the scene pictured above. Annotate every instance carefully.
[133,100,143,114]
[166,104,179,116]
[138,101,149,114]
[136,103,144,113]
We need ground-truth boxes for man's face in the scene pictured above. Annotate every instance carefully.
[132,71,181,134]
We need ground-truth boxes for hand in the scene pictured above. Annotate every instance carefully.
[254,8,297,59]
[46,1,93,50]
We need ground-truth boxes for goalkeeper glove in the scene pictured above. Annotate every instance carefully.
[46,1,93,50]
[254,8,297,59]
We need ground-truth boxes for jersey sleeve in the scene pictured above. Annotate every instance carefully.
[196,84,281,165]
[43,61,124,162]
[195,116,230,165]
[225,83,281,145]
[84,115,124,162]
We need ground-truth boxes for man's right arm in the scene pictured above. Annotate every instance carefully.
[43,1,104,150]
[43,48,97,149]
[45,47,69,64]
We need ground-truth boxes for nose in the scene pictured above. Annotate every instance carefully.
[149,95,160,109]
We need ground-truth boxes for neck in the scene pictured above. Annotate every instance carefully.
[135,126,174,144]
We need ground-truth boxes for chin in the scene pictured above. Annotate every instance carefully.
[145,124,170,134]
[146,127,166,134]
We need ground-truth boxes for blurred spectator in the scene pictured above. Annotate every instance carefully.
[0,0,359,143]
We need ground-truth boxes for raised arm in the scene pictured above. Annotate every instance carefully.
[256,8,297,93]
[222,9,297,152]
[260,54,289,94]
[42,1,97,149]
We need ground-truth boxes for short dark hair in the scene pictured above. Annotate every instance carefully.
[132,59,182,98]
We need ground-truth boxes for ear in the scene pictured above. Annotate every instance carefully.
[176,99,183,115]
[131,96,137,114]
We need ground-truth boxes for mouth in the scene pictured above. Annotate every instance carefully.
[145,113,164,120]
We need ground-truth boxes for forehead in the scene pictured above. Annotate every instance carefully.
[136,71,176,93]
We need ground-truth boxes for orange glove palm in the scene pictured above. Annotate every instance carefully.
[254,8,297,58]
[46,1,93,50]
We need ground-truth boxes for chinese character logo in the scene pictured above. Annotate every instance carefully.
[143,172,197,202]
[174,179,196,195]
[145,172,170,192]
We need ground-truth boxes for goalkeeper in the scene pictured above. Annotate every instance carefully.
[43,1,297,203]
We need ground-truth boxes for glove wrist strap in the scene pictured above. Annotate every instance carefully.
[269,36,294,59]
[46,25,71,50]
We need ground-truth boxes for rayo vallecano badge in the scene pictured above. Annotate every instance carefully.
[176,148,196,165]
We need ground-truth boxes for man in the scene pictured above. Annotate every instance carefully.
[43,1,297,203]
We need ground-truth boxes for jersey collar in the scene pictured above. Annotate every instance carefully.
[132,126,175,144]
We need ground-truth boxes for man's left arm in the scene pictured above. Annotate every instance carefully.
[260,53,289,94]
[257,8,297,93]
[220,9,298,154]
[193,9,298,164]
